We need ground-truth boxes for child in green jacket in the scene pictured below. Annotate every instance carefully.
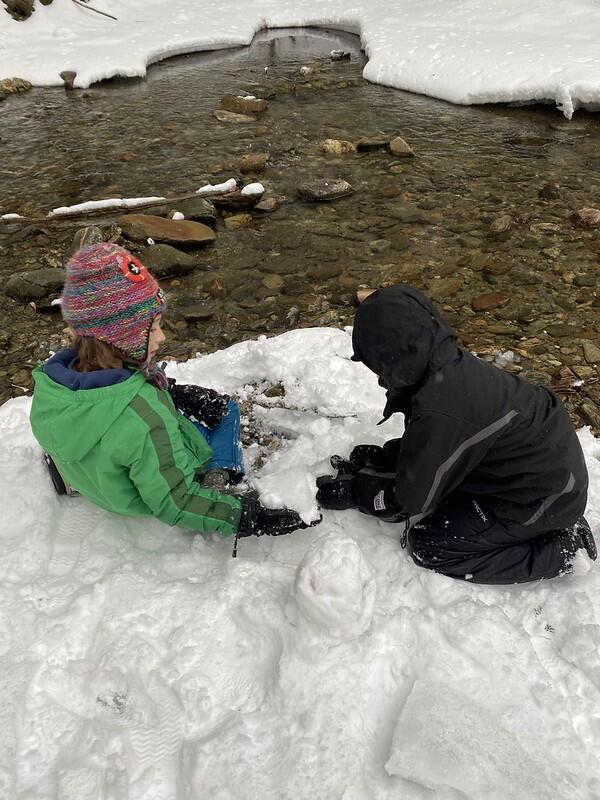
[30,242,314,546]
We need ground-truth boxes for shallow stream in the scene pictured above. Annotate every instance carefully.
[0,28,598,425]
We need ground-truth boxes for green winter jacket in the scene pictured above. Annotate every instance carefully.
[30,361,242,537]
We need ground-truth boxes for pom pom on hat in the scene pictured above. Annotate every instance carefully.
[61,243,165,364]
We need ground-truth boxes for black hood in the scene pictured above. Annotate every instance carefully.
[352,285,460,418]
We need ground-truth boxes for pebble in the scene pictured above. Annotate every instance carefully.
[238,152,269,173]
[471,292,510,312]
[489,214,514,234]
[389,136,415,157]
[66,226,104,259]
[571,207,600,228]
[224,213,253,230]
[321,139,356,154]
[429,277,463,299]
[582,341,600,364]
[214,109,255,124]
[59,71,76,90]
[254,197,279,213]
[220,95,269,114]
[297,179,354,202]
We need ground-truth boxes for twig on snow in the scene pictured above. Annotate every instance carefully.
[71,0,117,21]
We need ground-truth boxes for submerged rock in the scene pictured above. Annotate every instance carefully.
[298,179,354,202]
[224,213,253,230]
[489,214,514,234]
[471,292,510,311]
[6,268,65,302]
[237,152,269,173]
[168,197,217,227]
[571,207,600,228]
[214,109,254,124]
[355,138,389,152]
[0,77,32,95]
[389,136,415,157]
[138,244,197,278]
[582,341,600,364]
[254,197,279,213]
[119,214,216,248]
[220,95,269,114]
[321,139,356,154]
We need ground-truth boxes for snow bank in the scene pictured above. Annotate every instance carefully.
[1,327,599,798]
[1,1,600,117]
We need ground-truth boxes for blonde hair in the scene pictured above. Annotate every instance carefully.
[72,336,126,372]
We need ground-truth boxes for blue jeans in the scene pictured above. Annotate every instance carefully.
[192,400,245,477]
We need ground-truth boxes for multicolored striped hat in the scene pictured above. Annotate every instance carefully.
[61,243,165,364]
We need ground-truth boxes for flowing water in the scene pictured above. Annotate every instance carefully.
[0,28,598,424]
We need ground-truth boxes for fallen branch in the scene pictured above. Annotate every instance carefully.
[0,186,238,227]
[71,0,117,21]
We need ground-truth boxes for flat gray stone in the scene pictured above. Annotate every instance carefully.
[138,244,197,278]
[119,214,216,248]
[298,179,354,202]
[6,268,65,302]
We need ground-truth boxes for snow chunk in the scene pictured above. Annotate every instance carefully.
[47,196,165,218]
[293,534,376,640]
[196,178,237,195]
[240,182,265,197]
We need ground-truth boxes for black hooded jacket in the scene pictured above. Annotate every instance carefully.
[351,285,588,533]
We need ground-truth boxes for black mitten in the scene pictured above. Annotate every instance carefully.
[168,379,230,429]
[350,440,402,471]
[315,473,356,510]
[352,470,403,519]
[239,493,320,537]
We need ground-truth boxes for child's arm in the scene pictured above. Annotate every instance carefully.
[394,409,519,518]
[123,397,242,537]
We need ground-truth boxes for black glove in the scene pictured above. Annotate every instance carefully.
[316,458,404,519]
[315,472,356,510]
[352,471,401,518]
[238,493,320,538]
[167,378,230,429]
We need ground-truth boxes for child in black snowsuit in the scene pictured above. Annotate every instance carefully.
[316,285,596,584]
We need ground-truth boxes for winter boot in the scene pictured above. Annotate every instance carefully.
[573,516,597,561]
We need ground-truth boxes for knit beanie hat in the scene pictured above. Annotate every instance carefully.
[61,242,165,366]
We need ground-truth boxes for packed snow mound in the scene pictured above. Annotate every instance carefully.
[1,327,600,799]
[2,0,600,116]
[293,533,376,639]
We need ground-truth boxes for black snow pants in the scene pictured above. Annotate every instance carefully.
[407,495,588,585]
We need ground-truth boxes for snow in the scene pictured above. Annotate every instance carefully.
[240,182,265,197]
[196,178,237,195]
[47,196,166,218]
[2,1,600,116]
[1,326,599,799]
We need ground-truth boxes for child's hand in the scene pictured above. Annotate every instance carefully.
[238,493,320,537]
[168,380,230,429]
